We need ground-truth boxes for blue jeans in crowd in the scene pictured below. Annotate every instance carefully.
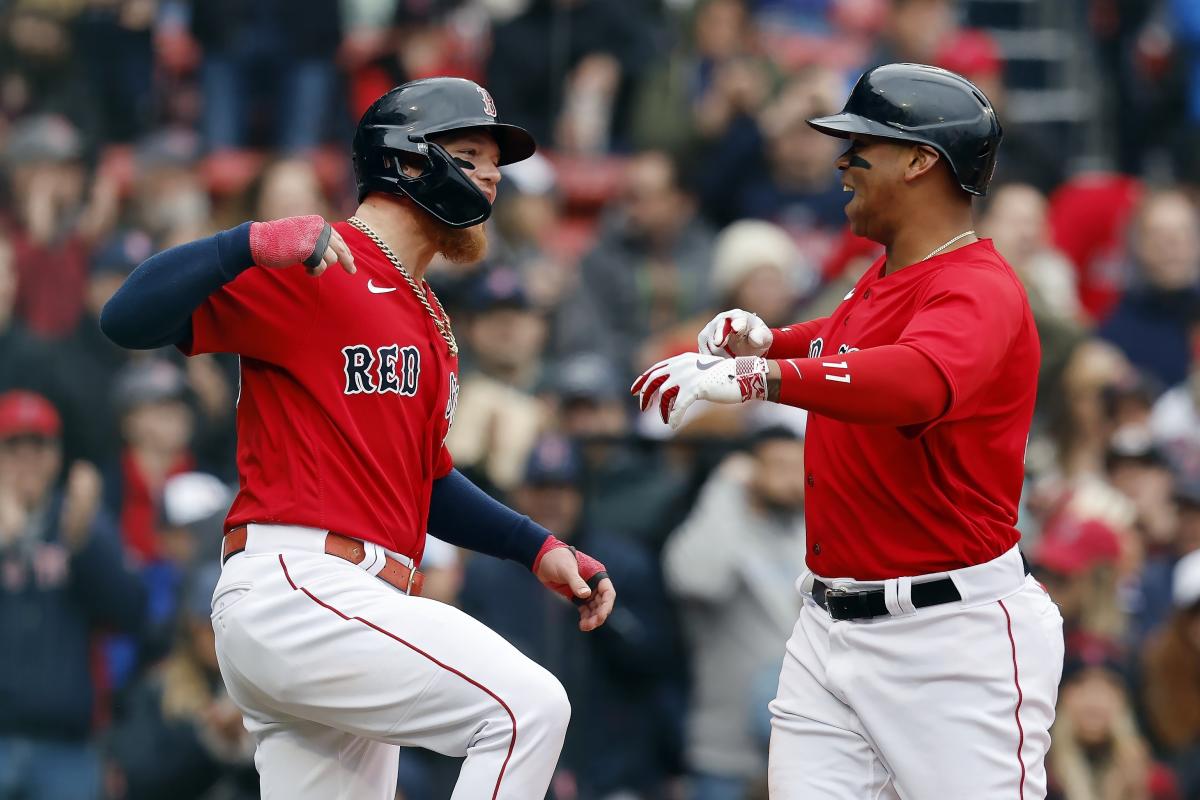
[201,54,336,152]
[689,772,750,800]
[0,736,100,800]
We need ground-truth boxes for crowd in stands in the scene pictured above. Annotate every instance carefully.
[1,0,1200,798]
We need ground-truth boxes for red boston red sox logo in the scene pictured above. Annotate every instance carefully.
[477,86,497,118]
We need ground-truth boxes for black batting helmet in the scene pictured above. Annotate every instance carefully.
[352,77,536,228]
[808,63,1002,196]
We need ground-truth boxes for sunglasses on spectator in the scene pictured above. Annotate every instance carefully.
[0,434,59,449]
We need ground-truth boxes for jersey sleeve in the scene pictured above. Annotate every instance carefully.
[182,263,319,364]
[895,267,1026,426]
[766,317,830,359]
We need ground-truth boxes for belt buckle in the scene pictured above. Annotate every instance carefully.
[825,585,874,620]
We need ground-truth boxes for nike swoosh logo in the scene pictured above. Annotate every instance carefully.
[367,280,397,294]
[695,359,724,371]
[844,288,855,301]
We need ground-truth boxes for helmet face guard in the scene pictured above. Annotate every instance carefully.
[352,78,537,228]
[355,128,492,229]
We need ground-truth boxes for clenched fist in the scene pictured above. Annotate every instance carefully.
[250,215,356,277]
[698,309,772,357]
[532,536,616,632]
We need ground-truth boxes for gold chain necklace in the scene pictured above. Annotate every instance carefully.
[347,216,458,356]
[921,229,976,261]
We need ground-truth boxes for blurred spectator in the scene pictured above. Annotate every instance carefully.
[4,114,118,338]
[982,184,1083,322]
[183,0,343,153]
[663,427,806,800]
[106,562,257,800]
[249,157,334,220]
[0,390,146,800]
[493,153,575,310]
[1100,190,1200,390]
[630,0,777,156]
[74,0,156,144]
[711,219,813,328]
[56,231,151,459]
[1050,340,1137,480]
[1150,345,1200,483]
[981,183,1088,417]
[0,229,99,464]
[1107,430,1179,558]
[641,219,812,369]
[0,4,100,140]
[1048,637,1174,800]
[104,361,196,565]
[558,150,715,378]
[1034,514,1128,651]
[485,0,660,152]
[699,66,846,239]
[460,435,682,799]
[123,471,234,667]
[1142,550,1200,798]
[551,353,690,548]
[1048,174,1144,323]
[867,0,955,67]
[445,268,548,493]
[128,131,212,248]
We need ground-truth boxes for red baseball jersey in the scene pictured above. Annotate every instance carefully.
[802,239,1039,580]
[182,222,459,564]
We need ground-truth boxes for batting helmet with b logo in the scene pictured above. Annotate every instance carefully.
[352,77,537,228]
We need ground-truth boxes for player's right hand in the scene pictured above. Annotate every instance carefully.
[250,215,356,277]
[698,308,772,358]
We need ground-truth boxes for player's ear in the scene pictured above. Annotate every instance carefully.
[905,145,941,183]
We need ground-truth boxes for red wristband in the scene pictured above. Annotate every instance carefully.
[532,535,570,573]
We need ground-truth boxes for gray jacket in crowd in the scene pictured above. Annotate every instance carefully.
[664,462,807,780]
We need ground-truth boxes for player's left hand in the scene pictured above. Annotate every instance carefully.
[631,353,770,430]
[532,537,615,632]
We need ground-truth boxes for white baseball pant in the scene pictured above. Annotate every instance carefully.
[209,524,570,800]
[768,545,1064,799]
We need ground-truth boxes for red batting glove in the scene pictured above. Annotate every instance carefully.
[250,215,334,270]
[532,535,609,606]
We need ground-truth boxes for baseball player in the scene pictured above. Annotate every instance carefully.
[633,64,1065,799]
[101,77,615,800]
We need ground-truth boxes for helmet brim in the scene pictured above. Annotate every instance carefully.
[488,123,537,166]
[807,113,919,143]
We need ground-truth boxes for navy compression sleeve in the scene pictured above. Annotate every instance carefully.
[427,469,553,569]
[100,222,254,350]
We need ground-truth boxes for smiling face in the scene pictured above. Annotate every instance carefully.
[431,129,502,205]
[408,129,503,264]
[836,133,945,243]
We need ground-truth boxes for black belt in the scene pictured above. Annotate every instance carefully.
[812,553,1032,621]
[812,578,961,621]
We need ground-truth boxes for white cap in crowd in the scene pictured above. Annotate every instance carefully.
[710,219,812,299]
[1173,549,1200,610]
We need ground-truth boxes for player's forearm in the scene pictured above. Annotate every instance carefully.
[100,223,254,349]
[765,344,949,426]
[764,317,830,359]
[427,469,551,568]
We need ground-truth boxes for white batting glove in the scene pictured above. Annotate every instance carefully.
[631,353,769,430]
[698,309,773,358]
